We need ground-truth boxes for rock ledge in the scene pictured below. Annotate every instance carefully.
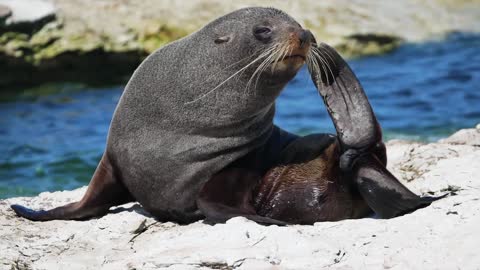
[1,125,480,270]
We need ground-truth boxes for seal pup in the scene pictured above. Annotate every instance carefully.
[250,43,444,224]
[11,7,315,224]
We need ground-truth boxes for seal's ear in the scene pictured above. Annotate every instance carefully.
[214,35,231,44]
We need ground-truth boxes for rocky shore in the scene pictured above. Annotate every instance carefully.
[1,124,479,270]
[1,0,480,89]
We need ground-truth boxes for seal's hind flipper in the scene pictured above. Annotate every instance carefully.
[11,153,134,221]
[353,154,445,218]
[307,43,382,170]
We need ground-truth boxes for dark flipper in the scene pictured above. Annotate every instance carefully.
[353,154,446,218]
[307,42,382,170]
[307,42,445,217]
[197,168,288,226]
[11,153,134,221]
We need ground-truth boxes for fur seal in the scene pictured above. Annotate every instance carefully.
[11,7,313,224]
[11,7,443,225]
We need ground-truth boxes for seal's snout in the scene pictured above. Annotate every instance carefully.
[283,29,313,62]
[299,30,313,48]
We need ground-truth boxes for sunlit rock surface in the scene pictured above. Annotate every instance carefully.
[1,125,479,270]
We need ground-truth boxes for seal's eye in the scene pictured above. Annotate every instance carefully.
[253,26,272,42]
[214,36,231,44]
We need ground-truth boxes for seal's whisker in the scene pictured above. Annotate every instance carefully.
[185,45,278,105]
[311,48,335,85]
[246,52,277,95]
[286,44,294,60]
[316,48,336,84]
[312,53,323,76]
[317,44,337,68]
[194,53,258,88]
[271,42,290,74]
[245,43,282,94]
[185,47,276,104]
[270,42,289,72]
[251,55,276,93]
[308,49,329,85]
[306,51,319,80]
[313,50,330,85]
[253,43,287,93]
[191,44,278,90]
[245,45,279,91]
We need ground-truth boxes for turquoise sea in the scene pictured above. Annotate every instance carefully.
[1,33,479,199]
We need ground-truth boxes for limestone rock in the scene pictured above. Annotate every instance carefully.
[438,124,480,146]
[0,0,56,33]
[0,4,11,25]
[1,0,480,88]
[1,125,480,269]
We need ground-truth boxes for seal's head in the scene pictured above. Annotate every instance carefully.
[205,7,314,87]
[132,7,316,126]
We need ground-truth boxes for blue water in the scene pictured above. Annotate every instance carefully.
[1,33,479,199]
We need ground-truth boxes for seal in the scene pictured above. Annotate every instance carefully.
[11,7,314,224]
[251,43,443,223]
[11,8,443,225]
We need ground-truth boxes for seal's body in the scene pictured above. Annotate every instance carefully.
[11,7,311,224]
[11,8,443,225]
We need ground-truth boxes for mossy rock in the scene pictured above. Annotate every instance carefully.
[336,34,403,58]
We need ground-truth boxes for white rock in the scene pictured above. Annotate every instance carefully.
[0,0,56,30]
[0,4,11,23]
[439,125,480,146]
[1,126,480,269]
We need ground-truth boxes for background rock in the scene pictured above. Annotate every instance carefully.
[0,0,56,33]
[0,4,11,26]
[1,125,479,270]
[438,125,480,146]
[1,0,479,89]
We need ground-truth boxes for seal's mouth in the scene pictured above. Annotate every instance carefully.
[284,54,306,61]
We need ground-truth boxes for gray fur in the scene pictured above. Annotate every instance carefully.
[106,7,302,222]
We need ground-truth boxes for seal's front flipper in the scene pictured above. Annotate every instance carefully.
[307,43,382,170]
[353,154,445,218]
[197,168,288,226]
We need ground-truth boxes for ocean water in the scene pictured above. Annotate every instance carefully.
[1,33,479,199]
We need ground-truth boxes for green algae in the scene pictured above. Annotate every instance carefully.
[336,34,403,58]
[0,18,399,88]
[137,22,188,53]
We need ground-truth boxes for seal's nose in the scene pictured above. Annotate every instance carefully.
[299,30,313,48]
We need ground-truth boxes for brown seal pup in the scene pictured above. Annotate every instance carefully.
[253,44,441,224]
[197,43,444,225]
[11,7,314,224]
